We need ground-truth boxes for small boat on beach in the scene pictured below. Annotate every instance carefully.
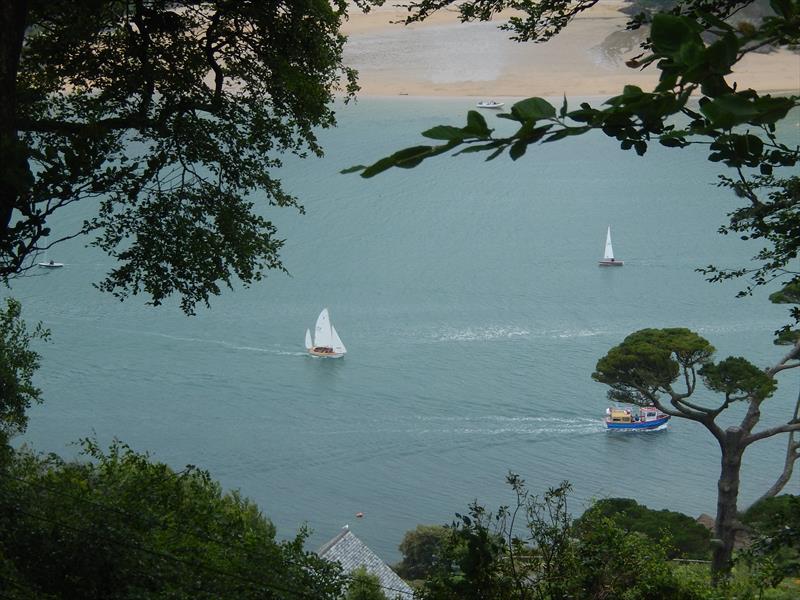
[598,226,623,266]
[305,308,347,358]
[476,100,504,109]
[605,406,670,430]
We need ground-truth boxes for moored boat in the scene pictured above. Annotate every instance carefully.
[605,405,669,430]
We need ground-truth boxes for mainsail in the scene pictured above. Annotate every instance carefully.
[603,226,614,260]
[314,308,333,348]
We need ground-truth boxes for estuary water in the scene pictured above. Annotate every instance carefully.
[12,97,800,561]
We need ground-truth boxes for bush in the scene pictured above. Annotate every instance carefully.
[395,524,449,581]
[0,440,346,599]
[576,497,712,559]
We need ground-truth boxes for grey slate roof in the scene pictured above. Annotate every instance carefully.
[318,526,415,599]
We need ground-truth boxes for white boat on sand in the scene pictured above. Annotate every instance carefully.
[305,308,346,358]
[598,226,623,266]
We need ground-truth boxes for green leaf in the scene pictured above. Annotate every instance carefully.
[509,140,527,161]
[454,141,504,155]
[560,95,568,118]
[705,32,739,75]
[340,164,366,174]
[701,94,760,128]
[421,125,466,141]
[361,156,399,178]
[542,126,591,143]
[770,0,794,18]
[465,111,491,136]
[511,97,556,122]
[660,136,687,148]
[650,14,702,56]
[391,145,435,169]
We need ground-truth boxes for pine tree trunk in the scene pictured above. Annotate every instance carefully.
[712,431,744,579]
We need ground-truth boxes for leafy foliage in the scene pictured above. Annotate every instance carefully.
[0,298,49,442]
[739,495,800,588]
[395,524,449,581]
[345,566,389,600]
[415,474,705,600]
[0,439,346,599]
[2,0,378,314]
[592,328,721,408]
[576,497,712,559]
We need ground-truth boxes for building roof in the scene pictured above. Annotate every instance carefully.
[318,526,414,599]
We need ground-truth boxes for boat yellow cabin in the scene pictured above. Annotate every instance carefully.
[608,408,632,424]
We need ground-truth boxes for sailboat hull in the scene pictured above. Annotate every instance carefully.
[598,260,624,266]
[308,348,345,359]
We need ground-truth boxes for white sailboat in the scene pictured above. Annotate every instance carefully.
[598,226,623,266]
[305,308,347,358]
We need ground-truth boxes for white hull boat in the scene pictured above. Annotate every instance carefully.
[305,309,346,358]
[37,260,64,268]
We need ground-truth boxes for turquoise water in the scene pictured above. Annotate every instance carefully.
[11,98,800,561]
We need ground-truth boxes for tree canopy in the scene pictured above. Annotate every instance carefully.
[0,297,48,443]
[0,439,346,599]
[575,497,712,559]
[1,0,377,313]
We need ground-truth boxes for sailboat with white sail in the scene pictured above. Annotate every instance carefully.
[598,226,623,266]
[305,308,347,358]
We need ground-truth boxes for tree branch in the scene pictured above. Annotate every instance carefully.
[745,421,800,446]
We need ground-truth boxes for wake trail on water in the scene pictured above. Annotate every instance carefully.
[94,326,307,356]
[430,326,607,343]
[314,416,605,437]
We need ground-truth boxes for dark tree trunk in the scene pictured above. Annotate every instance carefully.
[712,428,745,579]
[0,0,28,242]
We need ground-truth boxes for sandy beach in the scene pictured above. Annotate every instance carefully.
[342,1,800,98]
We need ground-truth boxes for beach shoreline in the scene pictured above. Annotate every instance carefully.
[341,2,800,98]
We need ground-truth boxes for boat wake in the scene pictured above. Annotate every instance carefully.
[433,327,606,343]
[434,327,530,342]
[112,328,308,356]
[413,415,605,436]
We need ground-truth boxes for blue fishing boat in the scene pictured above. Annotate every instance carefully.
[605,406,669,430]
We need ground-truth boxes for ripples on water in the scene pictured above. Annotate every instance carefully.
[15,98,800,560]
